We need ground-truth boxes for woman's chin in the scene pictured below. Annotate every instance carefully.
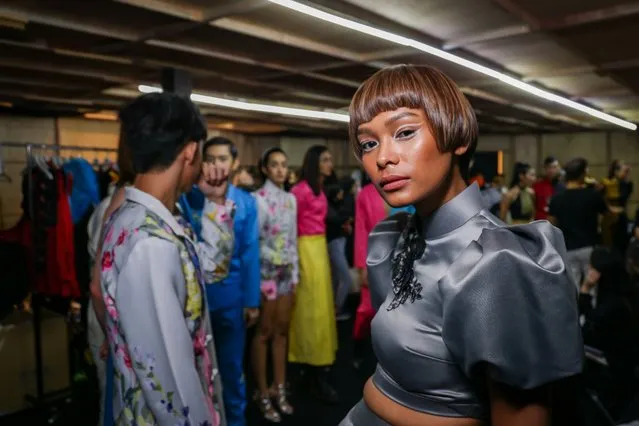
[382,192,416,208]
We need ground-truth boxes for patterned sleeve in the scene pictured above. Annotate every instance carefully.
[289,194,299,284]
[197,198,235,283]
[116,238,215,425]
[255,194,278,282]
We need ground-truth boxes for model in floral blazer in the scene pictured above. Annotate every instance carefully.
[100,187,233,426]
[253,179,299,297]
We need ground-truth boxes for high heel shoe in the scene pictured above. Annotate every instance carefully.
[254,391,281,423]
[271,383,294,415]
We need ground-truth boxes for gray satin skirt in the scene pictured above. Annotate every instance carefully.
[339,399,390,425]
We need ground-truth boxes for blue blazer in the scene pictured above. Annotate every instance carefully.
[180,184,261,311]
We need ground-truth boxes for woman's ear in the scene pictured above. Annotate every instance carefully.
[454,143,469,156]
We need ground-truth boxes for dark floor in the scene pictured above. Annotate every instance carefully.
[0,297,374,426]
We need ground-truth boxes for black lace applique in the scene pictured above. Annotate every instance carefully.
[387,215,426,311]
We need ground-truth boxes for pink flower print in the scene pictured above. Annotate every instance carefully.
[194,330,207,356]
[261,280,277,301]
[116,229,128,246]
[104,294,118,321]
[101,250,114,271]
[271,224,281,236]
[122,349,133,369]
[259,189,266,197]
[103,227,114,245]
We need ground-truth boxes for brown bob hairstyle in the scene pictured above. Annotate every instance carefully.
[349,64,478,179]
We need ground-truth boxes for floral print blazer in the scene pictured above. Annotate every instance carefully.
[100,188,225,426]
[253,179,299,284]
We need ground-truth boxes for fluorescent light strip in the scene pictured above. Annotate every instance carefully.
[267,0,637,131]
[138,85,350,123]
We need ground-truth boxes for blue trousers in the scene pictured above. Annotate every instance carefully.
[210,305,246,426]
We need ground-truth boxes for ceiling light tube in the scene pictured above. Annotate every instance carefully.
[267,0,637,131]
[138,85,350,123]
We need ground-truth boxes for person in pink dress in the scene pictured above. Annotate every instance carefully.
[288,145,339,403]
[352,173,388,366]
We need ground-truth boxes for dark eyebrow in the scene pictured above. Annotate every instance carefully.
[356,127,374,136]
[385,111,419,126]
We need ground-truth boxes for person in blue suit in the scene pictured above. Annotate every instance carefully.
[180,136,261,426]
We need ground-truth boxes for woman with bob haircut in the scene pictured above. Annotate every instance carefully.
[339,64,583,426]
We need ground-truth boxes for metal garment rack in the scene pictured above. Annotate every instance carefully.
[0,142,117,413]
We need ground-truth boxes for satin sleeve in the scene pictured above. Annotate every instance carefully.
[440,221,583,390]
[366,213,409,311]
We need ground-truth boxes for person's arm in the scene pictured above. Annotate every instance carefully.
[529,188,537,220]
[116,238,214,424]
[289,195,299,286]
[499,188,517,221]
[197,198,235,284]
[241,196,261,311]
[489,381,551,426]
[90,187,127,334]
[255,195,280,282]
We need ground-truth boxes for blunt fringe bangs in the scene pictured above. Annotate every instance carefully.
[349,65,478,177]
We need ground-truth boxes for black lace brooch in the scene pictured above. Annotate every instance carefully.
[387,215,426,311]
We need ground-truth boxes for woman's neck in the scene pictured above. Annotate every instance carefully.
[268,178,284,189]
[414,168,467,218]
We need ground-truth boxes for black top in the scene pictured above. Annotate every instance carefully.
[326,199,350,242]
[549,187,607,250]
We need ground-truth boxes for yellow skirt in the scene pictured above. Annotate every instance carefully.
[288,235,338,366]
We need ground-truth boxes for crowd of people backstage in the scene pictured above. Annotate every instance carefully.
[474,155,639,421]
[86,92,366,426]
[86,63,639,426]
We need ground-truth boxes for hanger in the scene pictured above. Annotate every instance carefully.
[34,153,53,180]
[0,146,11,182]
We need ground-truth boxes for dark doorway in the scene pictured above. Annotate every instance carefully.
[471,151,499,184]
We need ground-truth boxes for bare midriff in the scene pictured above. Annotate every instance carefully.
[363,378,482,426]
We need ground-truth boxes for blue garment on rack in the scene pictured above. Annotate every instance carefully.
[104,351,114,426]
[63,158,100,223]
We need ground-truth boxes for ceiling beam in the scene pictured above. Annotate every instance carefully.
[0,6,363,93]
[523,58,639,81]
[0,5,139,40]
[541,2,639,31]
[443,25,531,50]
[97,0,270,53]
[454,1,639,50]
[211,18,363,63]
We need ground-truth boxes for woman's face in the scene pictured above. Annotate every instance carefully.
[520,168,536,187]
[263,152,288,186]
[288,170,297,184]
[319,150,333,177]
[357,107,463,208]
[617,163,630,180]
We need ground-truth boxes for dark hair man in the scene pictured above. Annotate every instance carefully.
[99,93,228,425]
[548,157,615,287]
[533,155,563,220]
[179,136,261,426]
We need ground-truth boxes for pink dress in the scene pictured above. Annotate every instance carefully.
[353,183,387,340]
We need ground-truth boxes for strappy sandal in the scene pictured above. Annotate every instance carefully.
[254,392,281,423]
[270,383,294,416]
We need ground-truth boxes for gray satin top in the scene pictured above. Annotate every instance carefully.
[367,184,583,420]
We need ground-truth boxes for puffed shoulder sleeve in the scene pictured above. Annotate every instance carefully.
[366,212,409,311]
[440,221,583,390]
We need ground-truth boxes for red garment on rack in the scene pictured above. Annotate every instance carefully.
[0,169,80,298]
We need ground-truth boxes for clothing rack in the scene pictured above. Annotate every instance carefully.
[0,142,117,415]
